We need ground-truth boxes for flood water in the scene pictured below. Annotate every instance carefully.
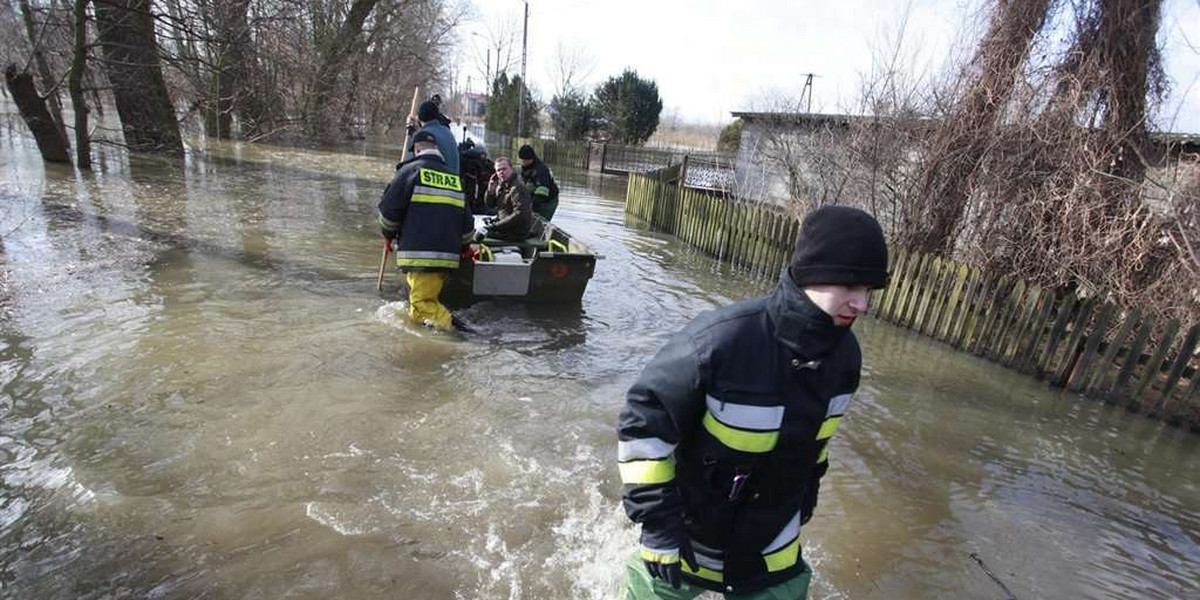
[1,112,1198,600]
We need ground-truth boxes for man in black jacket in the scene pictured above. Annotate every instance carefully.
[617,206,889,599]
[517,144,559,221]
[377,131,474,330]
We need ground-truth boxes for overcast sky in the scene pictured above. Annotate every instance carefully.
[459,0,1200,133]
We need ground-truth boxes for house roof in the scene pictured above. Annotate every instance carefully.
[730,111,1200,150]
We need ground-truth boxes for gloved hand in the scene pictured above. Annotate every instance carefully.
[380,228,397,242]
[640,518,695,589]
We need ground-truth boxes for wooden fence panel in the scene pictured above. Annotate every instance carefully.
[987,279,1026,360]
[1067,302,1117,392]
[1131,320,1180,410]
[1150,323,1200,417]
[1035,293,1078,379]
[1016,290,1057,373]
[1108,317,1154,403]
[1051,297,1097,387]
[1002,285,1041,365]
[950,268,982,348]
[936,264,970,342]
[1086,308,1141,398]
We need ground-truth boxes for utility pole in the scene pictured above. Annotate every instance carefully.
[799,73,816,113]
[517,0,529,136]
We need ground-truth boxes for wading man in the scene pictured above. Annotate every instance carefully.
[378,130,474,330]
[517,144,560,221]
[617,206,889,599]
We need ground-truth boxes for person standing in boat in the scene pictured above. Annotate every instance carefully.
[404,95,460,174]
[478,157,533,242]
[616,207,890,599]
[517,144,560,221]
[378,130,474,330]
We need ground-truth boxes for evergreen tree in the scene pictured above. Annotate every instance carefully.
[717,118,743,153]
[549,90,592,141]
[485,72,539,137]
[592,69,662,145]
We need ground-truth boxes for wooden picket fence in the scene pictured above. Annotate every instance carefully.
[625,171,1200,430]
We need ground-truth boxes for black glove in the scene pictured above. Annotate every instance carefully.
[380,227,398,241]
[640,517,695,589]
[800,461,828,525]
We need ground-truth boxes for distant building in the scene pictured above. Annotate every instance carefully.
[456,93,488,122]
[730,110,1199,207]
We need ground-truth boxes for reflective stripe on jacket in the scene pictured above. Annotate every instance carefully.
[617,271,861,594]
[377,152,474,272]
[520,160,558,203]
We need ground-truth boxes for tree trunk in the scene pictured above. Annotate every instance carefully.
[1098,0,1161,183]
[211,0,251,139]
[69,0,91,169]
[17,0,69,149]
[93,0,183,153]
[908,0,1053,254]
[305,0,379,139]
[5,64,71,163]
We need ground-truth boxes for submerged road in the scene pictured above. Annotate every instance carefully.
[1,123,1197,599]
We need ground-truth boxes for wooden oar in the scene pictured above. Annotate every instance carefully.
[377,86,422,291]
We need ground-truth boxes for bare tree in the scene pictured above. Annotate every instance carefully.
[546,38,593,97]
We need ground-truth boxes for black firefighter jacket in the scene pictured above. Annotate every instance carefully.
[617,271,862,594]
[377,150,474,272]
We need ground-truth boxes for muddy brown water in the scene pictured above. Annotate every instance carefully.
[1,113,1197,599]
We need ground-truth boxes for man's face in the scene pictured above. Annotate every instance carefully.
[496,160,513,180]
[804,284,870,327]
[520,157,534,168]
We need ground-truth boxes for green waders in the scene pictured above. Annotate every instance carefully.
[619,551,812,600]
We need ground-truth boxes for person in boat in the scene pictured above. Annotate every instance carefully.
[459,138,494,214]
[478,157,533,243]
[378,130,474,330]
[616,206,889,599]
[517,144,560,221]
[403,94,460,174]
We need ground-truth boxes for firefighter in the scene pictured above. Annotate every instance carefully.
[378,130,474,330]
[617,206,890,599]
[517,144,560,221]
[404,95,460,174]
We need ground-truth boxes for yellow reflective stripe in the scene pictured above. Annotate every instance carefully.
[703,412,779,453]
[817,446,829,464]
[639,547,679,564]
[816,416,842,440]
[763,536,800,572]
[533,186,551,197]
[618,458,675,485]
[396,258,459,268]
[682,561,723,582]
[418,168,462,191]
[412,193,465,208]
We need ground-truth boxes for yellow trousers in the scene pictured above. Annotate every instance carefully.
[405,271,452,330]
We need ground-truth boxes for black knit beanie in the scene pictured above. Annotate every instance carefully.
[417,100,441,123]
[518,144,536,160]
[789,206,889,289]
